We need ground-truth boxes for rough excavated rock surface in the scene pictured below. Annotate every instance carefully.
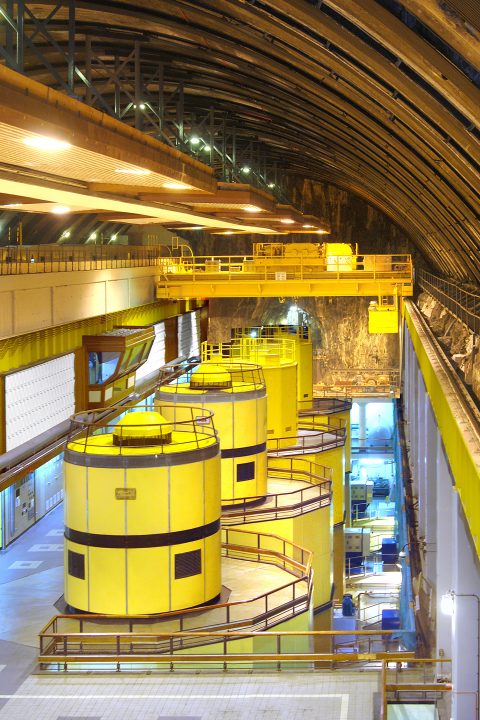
[208,296,399,389]
[182,180,420,260]
[417,291,480,401]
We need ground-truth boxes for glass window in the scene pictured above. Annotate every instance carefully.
[128,343,146,368]
[88,351,120,385]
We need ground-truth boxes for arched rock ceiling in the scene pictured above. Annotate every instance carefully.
[15,0,480,281]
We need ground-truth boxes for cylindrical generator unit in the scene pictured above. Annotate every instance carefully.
[64,405,221,615]
[202,338,298,448]
[233,326,313,411]
[157,362,267,506]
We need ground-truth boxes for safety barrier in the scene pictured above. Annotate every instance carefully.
[158,253,412,282]
[40,527,313,661]
[0,244,168,274]
[418,268,480,335]
[38,627,420,673]
[222,458,332,524]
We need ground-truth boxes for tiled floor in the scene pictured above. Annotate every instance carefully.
[0,505,381,719]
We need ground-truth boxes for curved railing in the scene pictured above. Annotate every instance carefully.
[39,528,313,660]
[298,396,352,415]
[156,360,265,393]
[67,403,217,454]
[267,418,346,456]
[222,458,332,525]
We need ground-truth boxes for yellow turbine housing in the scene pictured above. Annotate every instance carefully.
[157,362,267,506]
[64,407,221,615]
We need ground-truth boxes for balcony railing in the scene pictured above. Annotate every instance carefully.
[418,268,480,335]
[222,458,332,525]
[0,244,167,274]
[40,527,313,661]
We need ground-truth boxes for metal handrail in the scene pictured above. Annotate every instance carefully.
[267,421,346,456]
[67,403,218,455]
[156,360,265,392]
[38,628,419,671]
[202,338,297,365]
[0,244,169,274]
[158,253,412,283]
[221,461,332,525]
[417,268,480,335]
[298,396,352,415]
[40,528,313,656]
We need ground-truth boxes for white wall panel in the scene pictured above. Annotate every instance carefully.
[5,354,75,451]
[177,311,200,359]
[136,322,166,382]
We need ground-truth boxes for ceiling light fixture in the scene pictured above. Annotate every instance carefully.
[244,206,262,213]
[190,135,201,145]
[115,168,151,176]
[241,166,251,174]
[316,229,329,234]
[162,182,192,190]
[303,224,314,229]
[23,136,71,151]
[89,232,97,240]
[51,206,71,215]
[267,182,275,189]
[203,144,211,152]
[1,203,22,208]
[280,218,295,224]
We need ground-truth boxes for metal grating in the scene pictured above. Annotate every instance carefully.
[174,549,202,579]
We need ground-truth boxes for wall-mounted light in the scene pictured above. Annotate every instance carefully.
[440,591,455,616]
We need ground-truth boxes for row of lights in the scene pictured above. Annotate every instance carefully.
[60,230,118,241]
[188,136,276,188]
[21,133,193,190]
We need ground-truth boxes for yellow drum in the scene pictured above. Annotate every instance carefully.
[64,406,221,615]
[157,362,267,506]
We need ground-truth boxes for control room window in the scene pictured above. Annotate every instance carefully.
[237,461,255,482]
[175,549,202,579]
[68,550,85,580]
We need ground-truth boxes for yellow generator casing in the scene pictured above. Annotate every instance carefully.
[234,338,298,447]
[202,340,298,449]
[64,409,221,615]
[157,363,267,506]
[233,326,313,410]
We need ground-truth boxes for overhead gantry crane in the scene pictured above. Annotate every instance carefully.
[156,242,413,300]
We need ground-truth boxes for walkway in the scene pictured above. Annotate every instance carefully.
[0,502,381,719]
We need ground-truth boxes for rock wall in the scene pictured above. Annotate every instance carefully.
[182,180,424,265]
[417,291,480,400]
[208,296,400,390]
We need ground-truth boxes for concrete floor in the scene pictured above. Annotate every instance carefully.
[0,504,382,719]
